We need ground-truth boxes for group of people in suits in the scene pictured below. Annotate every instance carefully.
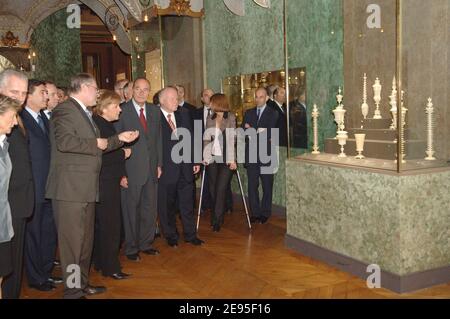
[0,70,72,299]
[0,67,285,299]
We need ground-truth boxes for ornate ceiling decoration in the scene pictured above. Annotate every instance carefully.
[1,31,20,47]
[149,0,204,18]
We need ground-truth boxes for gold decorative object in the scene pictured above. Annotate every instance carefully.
[151,0,204,18]
[1,31,19,47]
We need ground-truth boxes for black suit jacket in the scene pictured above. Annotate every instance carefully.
[289,99,308,149]
[93,115,126,181]
[114,100,163,186]
[267,99,288,147]
[21,109,51,204]
[242,105,279,167]
[159,108,195,185]
[7,125,35,218]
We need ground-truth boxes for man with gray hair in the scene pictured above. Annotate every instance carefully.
[46,73,138,299]
[0,69,34,299]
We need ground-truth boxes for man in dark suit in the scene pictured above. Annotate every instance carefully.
[46,73,136,299]
[290,91,308,149]
[176,84,196,115]
[192,88,214,215]
[21,80,59,292]
[114,78,162,261]
[157,87,204,248]
[242,87,279,224]
[0,69,34,299]
[268,87,288,147]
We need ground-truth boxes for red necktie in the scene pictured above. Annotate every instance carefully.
[167,114,176,132]
[140,107,148,133]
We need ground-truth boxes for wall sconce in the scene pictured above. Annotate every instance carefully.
[113,34,117,41]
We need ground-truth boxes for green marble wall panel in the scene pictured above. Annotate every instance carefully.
[286,159,450,275]
[204,0,343,208]
[31,9,82,87]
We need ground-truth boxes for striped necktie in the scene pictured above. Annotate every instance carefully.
[167,114,176,132]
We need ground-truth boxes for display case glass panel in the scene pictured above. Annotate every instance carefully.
[295,0,450,173]
[221,67,307,150]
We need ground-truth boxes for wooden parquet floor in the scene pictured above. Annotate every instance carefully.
[22,203,450,299]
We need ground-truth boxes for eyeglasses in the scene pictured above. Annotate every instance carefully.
[85,83,99,92]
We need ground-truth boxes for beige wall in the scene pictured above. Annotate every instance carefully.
[162,16,204,107]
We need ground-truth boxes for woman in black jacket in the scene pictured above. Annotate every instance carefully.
[92,90,137,280]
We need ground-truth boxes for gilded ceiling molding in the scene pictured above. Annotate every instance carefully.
[150,0,204,18]
[118,0,143,22]
[1,31,19,47]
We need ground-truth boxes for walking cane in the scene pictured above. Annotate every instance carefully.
[196,167,206,231]
[236,168,252,230]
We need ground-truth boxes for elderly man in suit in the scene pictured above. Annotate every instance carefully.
[21,80,59,292]
[114,78,162,261]
[46,73,138,299]
[242,87,279,225]
[0,69,34,299]
[157,87,203,247]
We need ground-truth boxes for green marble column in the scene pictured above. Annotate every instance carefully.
[30,9,82,87]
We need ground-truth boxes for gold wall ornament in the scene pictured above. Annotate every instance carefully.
[151,0,204,18]
[1,31,19,47]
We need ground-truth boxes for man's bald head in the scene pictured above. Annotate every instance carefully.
[159,87,179,113]
[201,88,214,106]
[255,87,269,107]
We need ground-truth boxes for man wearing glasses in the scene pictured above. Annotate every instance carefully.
[46,73,138,299]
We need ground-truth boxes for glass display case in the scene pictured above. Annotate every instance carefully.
[296,0,450,173]
[221,67,307,149]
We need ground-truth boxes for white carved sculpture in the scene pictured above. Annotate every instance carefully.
[354,134,366,159]
[372,77,382,119]
[361,73,369,120]
[332,87,346,137]
[425,98,436,161]
[389,76,398,130]
[398,90,408,164]
[337,131,348,158]
[311,104,320,155]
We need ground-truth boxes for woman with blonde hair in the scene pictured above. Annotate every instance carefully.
[0,94,20,298]
[203,94,237,232]
[92,90,137,280]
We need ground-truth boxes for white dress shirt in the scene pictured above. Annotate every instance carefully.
[0,134,6,149]
[132,99,146,119]
[25,106,41,124]
[275,100,285,114]
[161,108,177,128]
[203,105,210,125]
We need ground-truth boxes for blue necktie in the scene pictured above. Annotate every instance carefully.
[37,114,47,134]
[85,109,95,128]
[257,108,262,122]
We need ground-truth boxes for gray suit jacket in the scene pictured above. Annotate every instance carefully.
[115,100,162,186]
[0,140,13,243]
[46,98,123,203]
